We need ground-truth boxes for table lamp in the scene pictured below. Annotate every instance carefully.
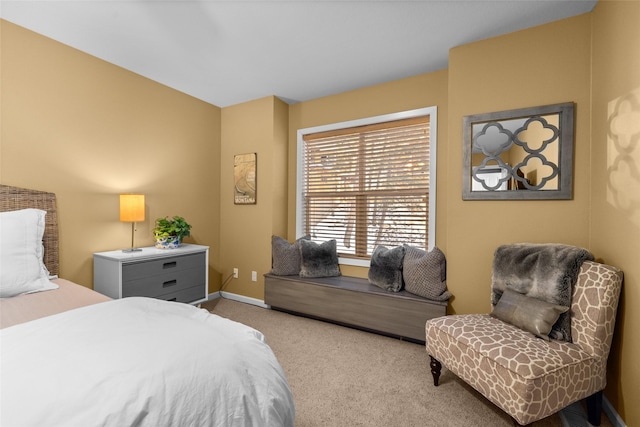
[120,194,145,252]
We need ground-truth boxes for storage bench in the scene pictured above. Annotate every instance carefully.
[264,274,447,343]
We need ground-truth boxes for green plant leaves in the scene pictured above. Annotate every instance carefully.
[153,216,192,240]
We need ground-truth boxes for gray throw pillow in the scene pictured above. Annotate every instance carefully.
[299,239,341,278]
[402,245,452,301]
[491,288,569,341]
[491,243,594,342]
[368,245,405,292]
[270,235,309,276]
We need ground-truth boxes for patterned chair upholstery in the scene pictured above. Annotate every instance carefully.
[425,260,623,426]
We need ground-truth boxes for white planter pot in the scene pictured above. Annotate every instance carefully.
[155,236,180,249]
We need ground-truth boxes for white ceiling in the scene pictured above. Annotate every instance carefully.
[1,0,597,107]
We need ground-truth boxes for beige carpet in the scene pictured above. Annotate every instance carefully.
[203,298,612,427]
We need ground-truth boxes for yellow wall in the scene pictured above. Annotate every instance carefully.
[2,4,639,423]
[447,14,593,310]
[590,1,640,425]
[219,96,288,299]
[0,20,223,291]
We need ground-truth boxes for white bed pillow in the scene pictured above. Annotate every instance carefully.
[0,208,58,298]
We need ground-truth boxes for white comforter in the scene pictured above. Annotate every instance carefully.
[0,297,295,427]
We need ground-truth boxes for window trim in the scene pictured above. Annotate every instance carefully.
[296,106,437,267]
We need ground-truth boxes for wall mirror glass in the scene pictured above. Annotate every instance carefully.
[462,102,575,200]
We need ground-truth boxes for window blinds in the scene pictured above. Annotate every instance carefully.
[302,116,430,258]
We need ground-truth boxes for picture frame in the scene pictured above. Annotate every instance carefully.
[234,153,257,204]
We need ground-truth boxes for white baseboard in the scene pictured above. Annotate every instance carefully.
[604,395,626,427]
[207,291,270,309]
[559,396,626,427]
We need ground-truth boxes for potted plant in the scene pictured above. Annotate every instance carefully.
[153,216,192,249]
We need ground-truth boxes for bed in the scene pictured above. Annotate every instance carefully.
[0,185,295,426]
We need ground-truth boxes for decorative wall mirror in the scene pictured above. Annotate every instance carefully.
[462,102,575,200]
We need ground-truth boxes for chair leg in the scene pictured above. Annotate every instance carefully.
[586,390,603,426]
[429,356,441,386]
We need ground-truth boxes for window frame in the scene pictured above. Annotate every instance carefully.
[296,106,437,267]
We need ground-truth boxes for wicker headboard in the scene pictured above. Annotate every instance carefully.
[0,185,59,276]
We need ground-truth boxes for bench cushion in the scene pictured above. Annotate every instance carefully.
[426,314,599,425]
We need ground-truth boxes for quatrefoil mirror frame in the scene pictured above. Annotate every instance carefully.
[462,102,575,200]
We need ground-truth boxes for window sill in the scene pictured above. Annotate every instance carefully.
[339,257,370,268]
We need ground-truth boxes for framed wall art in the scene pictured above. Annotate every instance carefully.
[234,153,257,204]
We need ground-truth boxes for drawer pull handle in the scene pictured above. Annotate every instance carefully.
[163,279,178,288]
[163,261,177,269]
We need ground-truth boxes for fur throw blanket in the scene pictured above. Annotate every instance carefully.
[491,243,594,342]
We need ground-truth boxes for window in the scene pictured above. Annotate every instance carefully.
[297,107,437,267]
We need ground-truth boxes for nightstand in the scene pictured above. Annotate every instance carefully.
[93,244,209,304]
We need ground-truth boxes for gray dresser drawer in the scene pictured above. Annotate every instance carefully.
[122,252,205,282]
[93,244,209,304]
[157,285,206,304]
[122,267,205,298]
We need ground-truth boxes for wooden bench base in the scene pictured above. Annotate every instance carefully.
[264,274,447,343]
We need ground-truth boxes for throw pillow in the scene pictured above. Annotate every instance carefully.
[368,245,405,292]
[299,239,341,278]
[491,243,594,342]
[0,208,58,298]
[270,235,310,276]
[402,245,451,301]
[491,288,569,341]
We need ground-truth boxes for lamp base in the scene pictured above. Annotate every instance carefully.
[123,221,143,253]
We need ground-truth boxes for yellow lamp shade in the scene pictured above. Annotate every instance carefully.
[119,194,145,222]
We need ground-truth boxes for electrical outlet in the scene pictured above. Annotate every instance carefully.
[233,268,238,279]
[251,271,257,282]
